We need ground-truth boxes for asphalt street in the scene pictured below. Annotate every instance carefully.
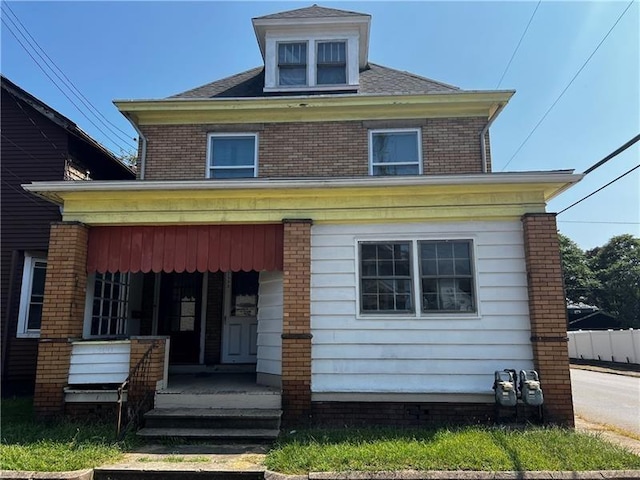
[571,368,640,436]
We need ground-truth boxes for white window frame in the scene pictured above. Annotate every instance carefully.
[355,237,479,319]
[17,254,47,338]
[315,40,348,86]
[83,272,130,339]
[368,128,423,176]
[206,133,258,179]
[277,41,308,87]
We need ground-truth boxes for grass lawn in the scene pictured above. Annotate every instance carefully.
[265,427,640,474]
[1,397,133,472]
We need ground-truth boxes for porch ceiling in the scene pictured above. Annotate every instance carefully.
[22,171,583,225]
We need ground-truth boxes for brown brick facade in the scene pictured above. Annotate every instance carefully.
[129,337,168,401]
[140,117,490,180]
[522,213,574,426]
[34,222,89,416]
[281,219,312,426]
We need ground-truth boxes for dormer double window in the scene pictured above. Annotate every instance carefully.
[277,40,348,87]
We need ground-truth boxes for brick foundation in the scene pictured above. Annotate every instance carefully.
[34,222,89,417]
[281,219,312,427]
[522,213,574,426]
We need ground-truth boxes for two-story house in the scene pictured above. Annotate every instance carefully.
[24,5,580,435]
[1,75,135,396]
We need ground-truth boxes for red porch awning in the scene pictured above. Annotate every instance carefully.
[87,224,284,273]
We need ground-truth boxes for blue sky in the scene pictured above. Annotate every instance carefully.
[1,1,638,250]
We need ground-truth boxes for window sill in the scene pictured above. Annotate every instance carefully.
[356,313,481,321]
[263,84,359,94]
[16,331,40,339]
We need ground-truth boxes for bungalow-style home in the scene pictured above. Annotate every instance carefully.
[1,75,135,395]
[23,5,581,436]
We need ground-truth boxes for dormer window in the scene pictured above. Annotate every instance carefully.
[278,42,307,86]
[316,41,346,85]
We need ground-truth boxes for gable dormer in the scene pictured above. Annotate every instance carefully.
[252,5,371,93]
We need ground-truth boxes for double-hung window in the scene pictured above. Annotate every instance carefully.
[358,240,476,316]
[278,42,307,86]
[369,129,422,176]
[316,41,346,85]
[87,272,130,338]
[207,133,258,179]
[17,254,47,338]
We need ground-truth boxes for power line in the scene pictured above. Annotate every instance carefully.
[501,0,635,171]
[2,2,136,144]
[1,15,135,153]
[558,163,640,214]
[582,133,640,175]
[496,0,542,89]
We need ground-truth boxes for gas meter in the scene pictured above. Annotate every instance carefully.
[519,370,544,406]
[493,370,517,407]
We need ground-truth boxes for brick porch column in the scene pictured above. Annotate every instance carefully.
[34,222,89,417]
[522,213,574,426]
[281,219,312,426]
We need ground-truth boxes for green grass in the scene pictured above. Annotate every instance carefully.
[265,426,640,474]
[1,397,134,472]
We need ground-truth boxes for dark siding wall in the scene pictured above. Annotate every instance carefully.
[1,87,67,392]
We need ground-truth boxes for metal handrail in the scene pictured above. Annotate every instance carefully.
[116,341,159,438]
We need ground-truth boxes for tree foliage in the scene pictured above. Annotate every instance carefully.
[590,234,640,328]
[559,233,640,328]
[558,233,598,304]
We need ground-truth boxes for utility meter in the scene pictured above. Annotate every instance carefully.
[519,370,544,406]
[493,370,517,407]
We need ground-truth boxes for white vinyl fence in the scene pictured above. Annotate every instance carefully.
[568,329,640,365]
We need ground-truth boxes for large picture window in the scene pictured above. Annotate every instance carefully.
[369,129,422,176]
[207,133,258,179]
[358,239,476,316]
[88,272,130,338]
[17,254,47,338]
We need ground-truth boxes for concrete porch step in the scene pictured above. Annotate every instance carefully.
[143,408,282,430]
[154,392,281,410]
[136,427,280,443]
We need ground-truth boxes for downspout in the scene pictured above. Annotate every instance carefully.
[480,103,507,173]
[122,112,147,180]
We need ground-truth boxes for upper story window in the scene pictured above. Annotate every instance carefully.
[17,254,47,338]
[207,133,258,179]
[278,42,307,86]
[316,41,346,85]
[369,129,422,176]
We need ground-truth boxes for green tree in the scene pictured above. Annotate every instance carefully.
[558,233,598,304]
[590,234,640,328]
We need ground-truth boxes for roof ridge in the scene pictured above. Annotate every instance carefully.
[368,62,461,91]
[253,4,369,20]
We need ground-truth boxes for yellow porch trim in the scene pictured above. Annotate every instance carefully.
[47,182,564,226]
[115,91,514,125]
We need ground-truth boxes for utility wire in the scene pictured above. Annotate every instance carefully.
[582,133,640,175]
[1,16,134,153]
[558,163,640,214]
[501,0,635,171]
[2,3,136,144]
[496,0,542,89]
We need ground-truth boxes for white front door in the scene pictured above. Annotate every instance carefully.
[221,271,259,364]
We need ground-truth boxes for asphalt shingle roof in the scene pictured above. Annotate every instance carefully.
[170,63,460,99]
[253,4,369,20]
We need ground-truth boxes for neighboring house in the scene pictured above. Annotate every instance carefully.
[23,5,582,431]
[567,302,621,331]
[1,75,135,395]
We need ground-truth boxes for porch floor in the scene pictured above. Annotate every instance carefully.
[163,372,280,395]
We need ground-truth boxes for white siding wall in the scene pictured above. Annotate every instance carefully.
[257,271,283,377]
[311,221,534,396]
[68,340,130,385]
